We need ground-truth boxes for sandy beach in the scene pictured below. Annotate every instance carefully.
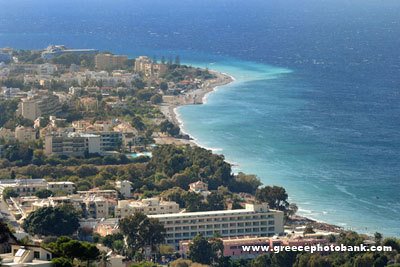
[157,70,234,145]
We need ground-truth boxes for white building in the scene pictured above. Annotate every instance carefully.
[77,189,118,200]
[0,179,75,196]
[0,179,47,196]
[18,93,61,121]
[0,244,54,267]
[47,181,75,194]
[30,194,115,219]
[45,132,101,156]
[37,63,58,75]
[115,180,132,198]
[115,198,180,218]
[148,203,284,248]
[189,180,211,198]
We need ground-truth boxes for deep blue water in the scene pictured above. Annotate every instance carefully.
[1,0,399,236]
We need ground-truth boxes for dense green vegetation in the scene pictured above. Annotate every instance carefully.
[50,53,95,68]
[162,64,215,83]
[2,187,19,200]
[119,212,165,260]
[0,220,17,253]
[22,206,80,236]
[0,99,20,127]
[188,234,223,265]
[45,236,100,267]
[255,185,289,211]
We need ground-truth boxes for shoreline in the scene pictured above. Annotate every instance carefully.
[158,68,344,234]
[157,70,234,146]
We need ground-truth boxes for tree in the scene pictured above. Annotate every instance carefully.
[354,253,375,267]
[255,186,289,211]
[303,225,315,235]
[294,254,332,267]
[251,254,271,267]
[271,251,298,267]
[0,220,17,253]
[160,187,187,208]
[229,172,261,194]
[2,188,19,200]
[374,232,383,244]
[98,251,111,267]
[76,165,98,178]
[22,206,80,236]
[188,235,214,265]
[47,237,100,266]
[101,233,124,248]
[150,94,162,104]
[52,257,73,267]
[159,120,180,137]
[183,192,204,212]
[287,203,298,217]
[160,82,168,91]
[209,237,224,264]
[206,192,226,211]
[34,189,53,199]
[0,99,19,127]
[119,212,165,258]
[132,116,146,131]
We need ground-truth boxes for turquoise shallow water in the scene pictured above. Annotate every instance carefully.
[177,59,400,236]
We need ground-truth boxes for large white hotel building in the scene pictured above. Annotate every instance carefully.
[149,203,284,248]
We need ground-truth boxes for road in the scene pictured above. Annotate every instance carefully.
[0,195,20,229]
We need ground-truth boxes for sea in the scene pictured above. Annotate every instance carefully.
[1,0,399,236]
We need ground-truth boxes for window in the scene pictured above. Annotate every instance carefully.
[34,251,40,259]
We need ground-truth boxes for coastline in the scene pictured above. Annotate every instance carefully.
[158,68,344,234]
[157,70,234,146]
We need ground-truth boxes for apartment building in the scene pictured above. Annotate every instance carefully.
[37,63,58,75]
[30,195,115,219]
[14,126,37,143]
[115,180,132,198]
[88,131,122,151]
[115,198,180,218]
[134,56,167,77]
[44,132,101,156]
[77,189,118,200]
[84,196,113,219]
[47,181,75,194]
[148,203,284,248]
[0,179,75,196]
[95,53,128,70]
[0,179,47,196]
[18,93,61,121]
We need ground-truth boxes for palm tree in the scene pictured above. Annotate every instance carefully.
[98,251,111,267]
